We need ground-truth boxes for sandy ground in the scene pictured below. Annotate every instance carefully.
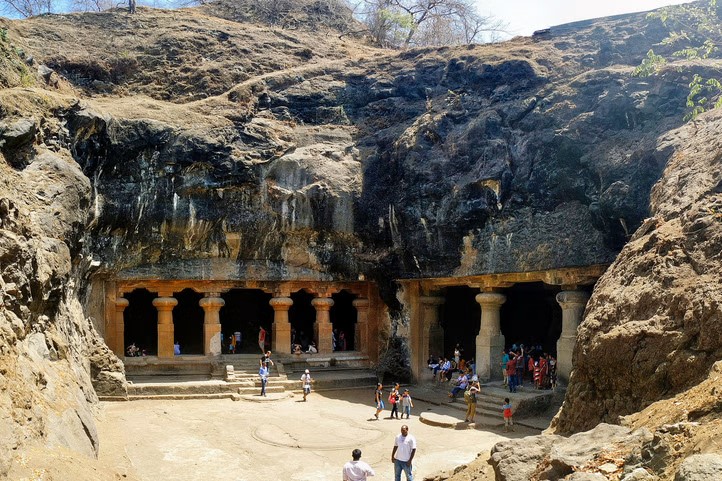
[94,388,535,481]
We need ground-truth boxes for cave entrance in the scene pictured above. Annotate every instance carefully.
[440,286,480,363]
[500,282,561,356]
[290,290,315,350]
[173,288,204,355]
[220,289,273,354]
[331,290,357,351]
[124,288,158,356]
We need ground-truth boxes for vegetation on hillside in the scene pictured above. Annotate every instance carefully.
[634,0,722,120]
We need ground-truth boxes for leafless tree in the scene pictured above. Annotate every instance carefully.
[349,0,505,47]
[0,0,53,17]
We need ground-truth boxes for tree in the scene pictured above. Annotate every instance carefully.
[634,0,722,120]
[349,0,504,48]
[0,0,53,17]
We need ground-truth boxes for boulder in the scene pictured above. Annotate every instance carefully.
[674,454,722,481]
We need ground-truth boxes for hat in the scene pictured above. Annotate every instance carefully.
[472,375,478,382]
[305,369,309,373]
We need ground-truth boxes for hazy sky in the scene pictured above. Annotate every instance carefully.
[476,0,695,37]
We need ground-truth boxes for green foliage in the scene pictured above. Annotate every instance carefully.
[640,0,722,121]
[0,28,7,42]
[632,49,667,77]
[684,74,722,121]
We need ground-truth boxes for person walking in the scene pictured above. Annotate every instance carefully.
[343,448,375,481]
[391,424,416,481]
[301,369,312,401]
[389,383,400,419]
[373,383,384,420]
[400,389,414,419]
[259,362,269,397]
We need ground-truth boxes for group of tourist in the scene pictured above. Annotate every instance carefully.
[502,344,557,393]
[373,382,415,420]
[427,347,476,383]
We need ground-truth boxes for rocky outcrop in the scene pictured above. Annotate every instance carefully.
[553,109,722,434]
[0,97,126,474]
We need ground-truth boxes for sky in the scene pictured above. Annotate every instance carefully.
[476,0,696,38]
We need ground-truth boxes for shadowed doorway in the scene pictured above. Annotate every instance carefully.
[124,288,157,356]
[220,289,273,354]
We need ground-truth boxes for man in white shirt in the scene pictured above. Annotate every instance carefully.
[343,448,375,481]
[391,425,416,481]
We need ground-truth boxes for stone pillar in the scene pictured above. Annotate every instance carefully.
[153,296,178,359]
[352,298,370,354]
[556,290,590,383]
[420,296,445,374]
[312,297,334,353]
[200,295,225,357]
[269,297,293,355]
[113,298,129,357]
[475,292,506,381]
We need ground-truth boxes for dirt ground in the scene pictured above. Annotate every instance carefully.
[91,388,535,481]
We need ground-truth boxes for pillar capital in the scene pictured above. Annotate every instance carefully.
[311,297,334,311]
[199,296,225,311]
[352,298,370,310]
[420,296,445,306]
[115,298,129,310]
[475,292,507,307]
[556,290,590,308]
[152,297,178,311]
[269,297,293,311]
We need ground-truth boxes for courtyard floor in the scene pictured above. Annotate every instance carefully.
[96,387,540,481]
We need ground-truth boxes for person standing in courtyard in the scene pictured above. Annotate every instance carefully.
[259,362,269,397]
[301,368,312,401]
[400,389,414,419]
[343,448,375,481]
[391,424,416,481]
[502,397,514,432]
[374,382,384,420]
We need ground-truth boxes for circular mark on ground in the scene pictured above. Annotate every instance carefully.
[252,414,384,450]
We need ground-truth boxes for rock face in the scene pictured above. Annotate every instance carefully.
[553,109,722,434]
[0,2,721,477]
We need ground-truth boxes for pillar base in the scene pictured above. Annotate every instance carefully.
[272,322,291,355]
[315,321,333,353]
[476,332,505,382]
[158,323,175,359]
[204,323,222,356]
[557,335,575,383]
[429,325,444,360]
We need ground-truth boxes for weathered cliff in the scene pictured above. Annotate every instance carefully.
[552,107,722,434]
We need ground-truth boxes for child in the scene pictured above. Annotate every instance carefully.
[400,389,414,419]
[502,398,514,432]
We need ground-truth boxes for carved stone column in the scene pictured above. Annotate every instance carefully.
[475,292,506,381]
[312,297,334,353]
[269,297,293,354]
[153,296,178,359]
[352,298,370,354]
[200,294,225,357]
[113,298,129,357]
[556,290,590,382]
[420,296,445,373]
